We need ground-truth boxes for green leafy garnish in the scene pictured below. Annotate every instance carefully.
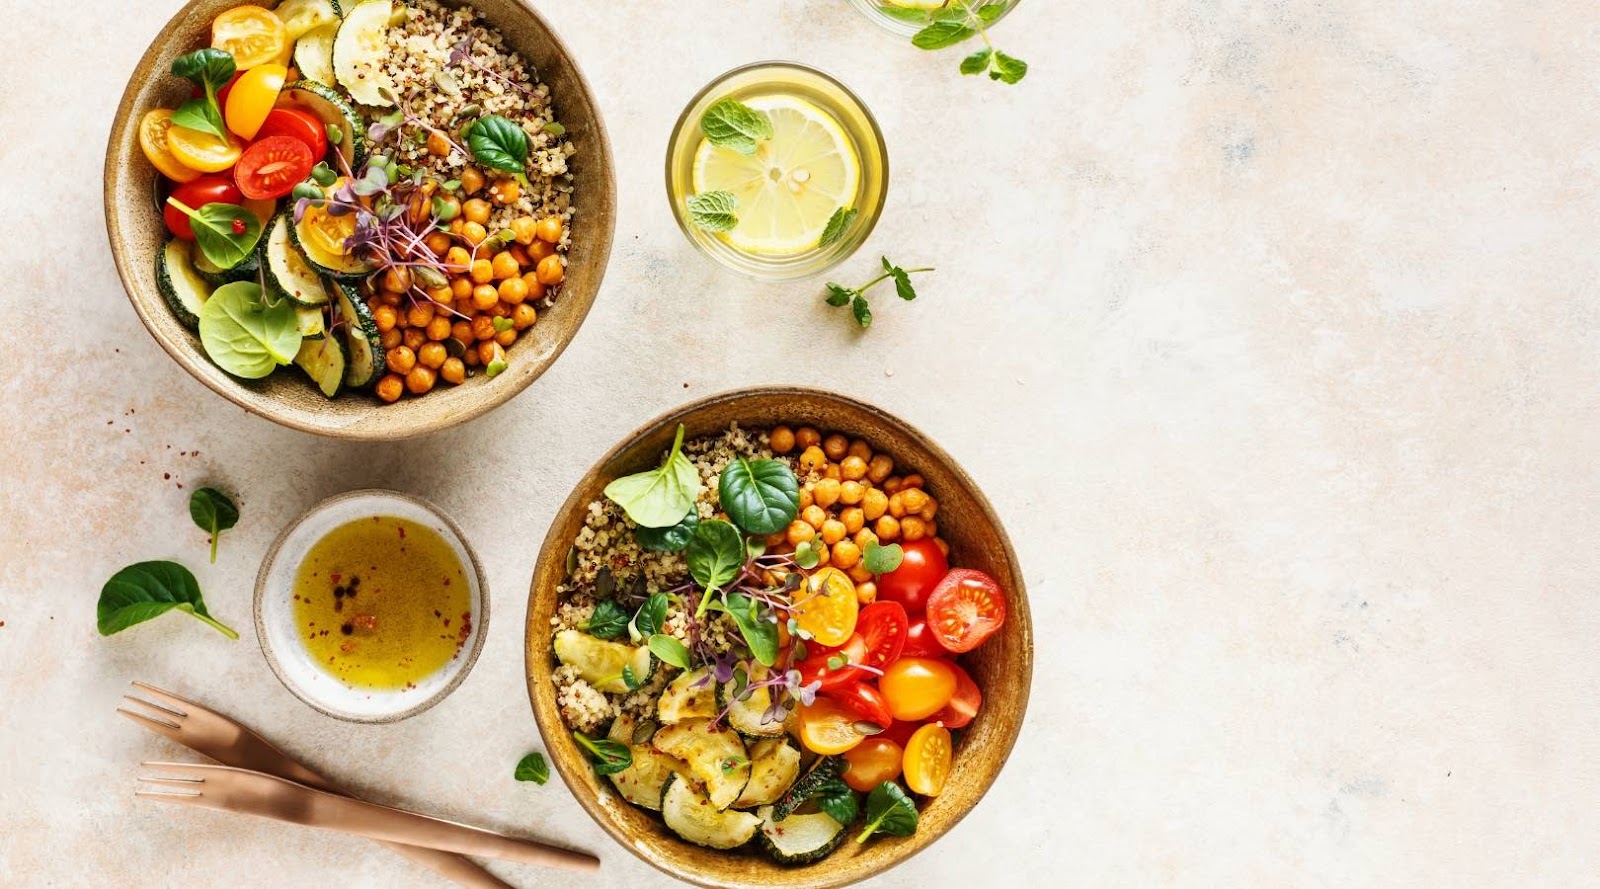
[856,781,919,844]
[580,599,629,640]
[814,776,860,825]
[793,538,823,570]
[638,509,698,553]
[700,98,774,155]
[573,731,632,776]
[630,592,669,641]
[719,458,801,536]
[898,1,1028,84]
[648,633,692,669]
[198,282,300,380]
[604,424,704,528]
[818,207,859,249]
[823,256,933,330]
[167,199,264,271]
[514,752,549,784]
[542,121,566,136]
[686,191,739,233]
[621,663,641,690]
[687,520,745,614]
[722,592,779,666]
[863,539,904,574]
[169,48,236,139]
[466,113,530,177]
[97,560,238,639]
[188,487,238,564]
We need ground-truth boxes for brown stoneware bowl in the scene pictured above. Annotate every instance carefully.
[525,387,1032,888]
[104,0,615,440]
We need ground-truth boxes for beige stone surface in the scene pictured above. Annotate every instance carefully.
[3,0,1598,885]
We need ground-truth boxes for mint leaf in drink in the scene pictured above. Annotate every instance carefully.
[700,98,773,156]
[687,191,739,232]
[818,207,859,249]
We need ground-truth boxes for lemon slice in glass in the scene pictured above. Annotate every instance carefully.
[884,0,946,8]
[692,95,860,256]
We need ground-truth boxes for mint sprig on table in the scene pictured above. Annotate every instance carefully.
[824,256,934,330]
[882,1,1029,84]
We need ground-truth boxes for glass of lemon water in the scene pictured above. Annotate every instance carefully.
[666,62,889,281]
[851,0,1022,37]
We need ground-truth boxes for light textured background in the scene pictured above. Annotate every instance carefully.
[3,0,1598,886]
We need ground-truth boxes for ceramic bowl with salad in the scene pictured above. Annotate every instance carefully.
[525,388,1032,889]
[105,0,614,439]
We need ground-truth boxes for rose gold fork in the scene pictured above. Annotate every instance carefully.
[118,681,520,888]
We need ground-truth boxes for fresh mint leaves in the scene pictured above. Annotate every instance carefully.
[823,256,934,330]
[898,1,1028,84]
[700,98,773,155]
[818,207,859,250]
[686,191,739,233]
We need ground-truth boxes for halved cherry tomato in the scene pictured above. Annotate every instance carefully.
[879,719,922,749]
[233,135,314,199]
[138,110,201,183]
[827,681,893,731]
[902,616,945,659]
[841,737,904,792]
[253,107,328,160]
[925,568,1007,654]
[299,186,356,255]
[794,567,858,648]
[167,126,245,173]
[902,723,952,796]
[931,660,981,729]
[797,698,866,756]
[224,64,286,139]
[796,633,866,692]
[879,657,956,721]
[856,601,908,671]
[164,175,244,240]
[211,6,288,70]
[876,538,948,615]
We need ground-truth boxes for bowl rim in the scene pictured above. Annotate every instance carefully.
[254,488,490,723]
[102,0,617,441]
[523,385,1033,888]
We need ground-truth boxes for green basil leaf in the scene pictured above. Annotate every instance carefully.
[851,295,873,329]
[97,560,238,639]
[911,20,975,50]
[818,207,858,249]
[189,487,239,564]
[700,98,773,156]
[169,97,227,140]
[686,519,744,592]
[638,509,698,552]
[573,731,632,776]
[724,592,779,666]
[580,599,630,640]
[990,51,1029,85]
[199,282,301,379]
[960,48,994,75]
[604,424,704,528]
[825,283,856,307]
[648,633,692,669]
[466,113,529,175]
[633,593,669,638]
[686,191,739,232]
[514,751,549,784]
[862,540,904,574]
[856,781,919,844]
[719,458,800,536]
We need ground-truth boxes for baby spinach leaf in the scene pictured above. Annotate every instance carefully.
[199,282,301,379]
[514,751,549,784]
[648,634,692,669]
[632,592,669,638]
[724,592,779,667]
[818,206,858,249]
[189,487,238,564]
[699,98,773,155]
[466,113,530,175]
[604,424,703,528]
[573,731,632,776]
[719,458,800,536]
[686,519,744,592]
[168,199,264,271]
[170,97,227,141]
[686,191,739,232]
[862,540,904,574]
[580,599,630,640]
[621,663,641,690]
[637,509,698,552]
[97,560,238,639]
[169,48,235,140]
[856,781,919,844]
[814,776,859,825]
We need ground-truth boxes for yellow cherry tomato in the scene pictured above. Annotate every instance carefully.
[224,63,286,139]
[902,723,952,796]
[211,6,287,70]
[797,698,865,756]
[879,657,957,721]
[242,197,278,227]
[794,567,859,648]
[842,737,904,792]
[300,183,357,255]
[166,125,244,173]
[138,109,201,183]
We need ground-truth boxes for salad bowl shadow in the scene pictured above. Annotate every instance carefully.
[524,386,1033,888]
[104,0,615,440]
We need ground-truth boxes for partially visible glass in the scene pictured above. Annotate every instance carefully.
[849,0,1022,38]
[665,62,889,282]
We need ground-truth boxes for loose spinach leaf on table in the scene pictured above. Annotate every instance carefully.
[719,457,800,536]
[514,751,549,784]
[97,560,238,639]
[604,424,703,528]
[573,731,632,776]
[856,781,919,844]
[580,599,630,640]
[188,487,238,564]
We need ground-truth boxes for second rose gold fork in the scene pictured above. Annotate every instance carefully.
[118,681,517,889]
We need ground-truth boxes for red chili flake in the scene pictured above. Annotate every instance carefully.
[330,574,341,584]
[397,526,407,539]
[231,218,246,234]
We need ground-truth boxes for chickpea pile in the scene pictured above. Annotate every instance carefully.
[763,426,947,606]
[368,166,569,403]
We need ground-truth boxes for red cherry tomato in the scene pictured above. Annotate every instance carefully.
[902,617,946,659]
[879,719,922,749]
[826,681,893,731]
[163,174,244,240]
[232,135,314,199]
[925,568,1007,654]
[876,538,948,615]
[796,633,866,692]
[931,660,982,728]
[253,107,328,160]
[855,601,908,672]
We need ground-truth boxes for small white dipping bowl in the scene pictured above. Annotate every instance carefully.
[254,489,489,723]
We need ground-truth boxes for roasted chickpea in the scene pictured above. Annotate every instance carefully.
[854,528,879,550]
[490,176,520,204]
[512,302,538,330]
[814,477,841,509]
[444,246,471,270]
[841,455,868,481]
[769,426,796,454]
[901,474,925,490]
[535,254,565,286]
[471,316,497,341]
[373,304,398,333]
[424,231,452,257]
[380,327,402,350]
[536,215,563,243]
[451,320,475,344]
[405,365,436,395]
[831,539,860,569]
[406,301,436,329]
[488,300,511,318]
[426,130,451,156]
[875,515,901,541]
[426,286,453,306]
[462,198,491,225]
[434,194,462,226]
[861,487,889,521]
[527,238,555,262]
[823,434,849,461]
[461,221,487,246]
[494,276,526,305]
[795,427,822,449]
[402,328,426,351]
[900,488,929,515]
[887,491,906,519]
[460,166,485,195]
[375,373,404,403]
[798,485,814,511]
[508,244,531,267]
[801,505,827,529]
[840,507,865,534]
[463,346,480,366]
[839,480,865,506]
[811,542,831,568]
[901,516,928,542]
[386,345,416,375]
[823,463,842,481]
[820,519,847,546]
[495,327,517,347]
[849,564,874,586]
[381,265,412,293]
[380,290,403,308]
[511,216,538,245]
[520,272,546,301]
[426,316,452,342]
[798,446,827,474]
[471,284,499,311]
[413,341,444,370]
[491,251,520,281]
[440,357,466,384]
[785,520,815,546]
[847,439,873,461]
[469,258,494,284]
[450,276,473,300]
